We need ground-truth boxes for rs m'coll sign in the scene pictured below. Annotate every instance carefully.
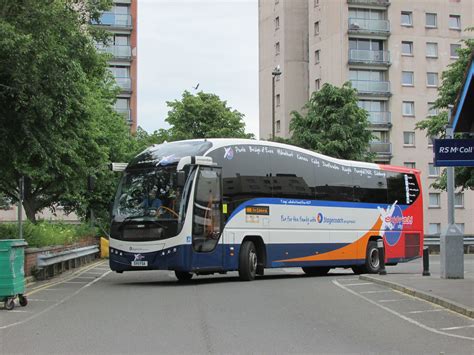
[433,139,474,167]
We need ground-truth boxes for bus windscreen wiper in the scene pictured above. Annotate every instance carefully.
[118,215,168,230]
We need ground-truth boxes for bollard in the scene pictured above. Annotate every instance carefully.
[377,239,387,275]
[422,246,430,276]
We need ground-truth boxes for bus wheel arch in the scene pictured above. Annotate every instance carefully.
[239,236,266,280]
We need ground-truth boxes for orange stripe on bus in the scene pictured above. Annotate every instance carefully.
[275,218,383,263]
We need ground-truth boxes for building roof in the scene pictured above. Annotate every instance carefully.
[450,50,474,133]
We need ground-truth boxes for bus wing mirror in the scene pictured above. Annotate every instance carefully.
[176,171,186,188]
[177,156,215,171]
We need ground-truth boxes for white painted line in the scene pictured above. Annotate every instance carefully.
[73,277,97,280]
[332,279,474,341]
[0,270,111,330]
[336,278,359,282]
[440,324,474,331]
[39,288,63,291]
[344,282,374,286]
[408,309,445,314]
[63,281,89,284]
[9,310,30,313]
[360,290,393,294]
[379,299,408,303]
[27,299,51,302]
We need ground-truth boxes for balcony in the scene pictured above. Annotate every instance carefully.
[367,111,391,127]
[115,108,132,124]
[114,77,131,91]
[96,12,132,28]
[351,80,390,96]
[97,45,132,60]
[348,18,390,36]
[348,49,390,66]
[369,142,392,161]
[347,0,390,7]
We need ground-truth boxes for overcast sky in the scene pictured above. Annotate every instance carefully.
[137,0,259,137]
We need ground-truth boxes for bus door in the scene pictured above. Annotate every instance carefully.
[191,166,224,270]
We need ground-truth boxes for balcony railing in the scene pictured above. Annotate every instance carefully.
[115,108,132,123]
[97,45,132,59]
[349,49,390,65]
[369,142,392,154]
[351,80,390,95]
[348,18,390,34]
[114,77,131,91]
[367,111,391,125]
[96,12,132,28]
[347,0,390,7]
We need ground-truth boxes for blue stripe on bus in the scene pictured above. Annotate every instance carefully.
[227,197,408,222]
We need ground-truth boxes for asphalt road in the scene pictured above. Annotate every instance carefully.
[0,257,473,354]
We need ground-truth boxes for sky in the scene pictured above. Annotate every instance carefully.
[137,0,259,137]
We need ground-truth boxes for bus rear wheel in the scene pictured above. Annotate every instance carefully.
[302,267,330,276]
[365,240,380,274]
[239,241,257,281]
[175,271,193,282]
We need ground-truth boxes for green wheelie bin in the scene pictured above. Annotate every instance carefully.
[0,239,28,310]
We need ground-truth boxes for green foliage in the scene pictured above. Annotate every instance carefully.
[164,91,254,141]
[415,28,474,190]
[290,82,374,161]
[0,221,96,248]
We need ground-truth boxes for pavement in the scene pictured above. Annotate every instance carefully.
[360,254,474,318]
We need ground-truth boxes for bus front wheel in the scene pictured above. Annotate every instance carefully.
[175,271,193,282]
[239,241,257,281]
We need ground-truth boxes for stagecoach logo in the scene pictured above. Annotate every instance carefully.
[133,254,145,262]
[224,147,234,160]
[317,213,324,223]
[378,201,413,246]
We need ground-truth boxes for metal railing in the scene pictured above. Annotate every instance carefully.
[114,77,131,90]
[115,108,132,123]
[347,0,390,6]
[97,45,131,59]
[369,142,392,154]
[348,18,390,33]
[349,49,390,64]
[351,79,390,95]
[96,12,132,28]
[367,111,391,125]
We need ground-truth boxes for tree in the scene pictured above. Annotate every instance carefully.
[289,82,373,161]
[164,91,254,141]
[416,30,474,190]
[0,0,122,222]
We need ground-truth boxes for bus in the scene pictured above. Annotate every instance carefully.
[109,139,423,281]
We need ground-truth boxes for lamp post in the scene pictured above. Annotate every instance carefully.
[271,66,282,140]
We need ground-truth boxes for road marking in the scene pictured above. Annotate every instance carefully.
[440,325,474,331]
[335,278,359,282]
[408,309,445,314]
[27,299,51,302]
[332,279,474,341]
[360,290,393,294]
[0,269,111,330]
[8,310,30,313]
[379,299,408,303]
[38,288,63,291]
[63,281,89,284]
[344,282,373,286]
[72,276,97,280]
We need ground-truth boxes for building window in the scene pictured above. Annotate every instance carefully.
[404,162,416,169]
[449,15,461,30]
[450,44,461,58]
[428,223,441,235]
[429,193,440,208]
[314,21,320,35]
[402,41,413,55]
[402,101,415,116]
[276,120,281,133]
[402,71,414,86]
[276,94,280,106]
[427,72,438,87]
[315,79,320,91]
[426,42,438,58]
[428,163,440,177]
[425,13,437,28]
[455,193,464,208]
[314,50,320,64]
[428,103,438,117]
[275,16,279,30]
[403,131,415,146]
[314,0,320,7]
[275,42,280,55]
[401,11,413,26]
[455,223,465,234]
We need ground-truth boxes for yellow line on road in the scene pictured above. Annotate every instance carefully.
[26,260,108,296]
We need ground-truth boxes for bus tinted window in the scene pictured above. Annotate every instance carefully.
[353,168,387,204]
[387,172,420,205]
[315,159,354,202]
[270,147,316,199]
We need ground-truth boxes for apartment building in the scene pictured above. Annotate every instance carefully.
[258,0,473,236]
[95,0,138,132]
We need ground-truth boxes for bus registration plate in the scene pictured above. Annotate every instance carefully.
[131,261,148,267]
